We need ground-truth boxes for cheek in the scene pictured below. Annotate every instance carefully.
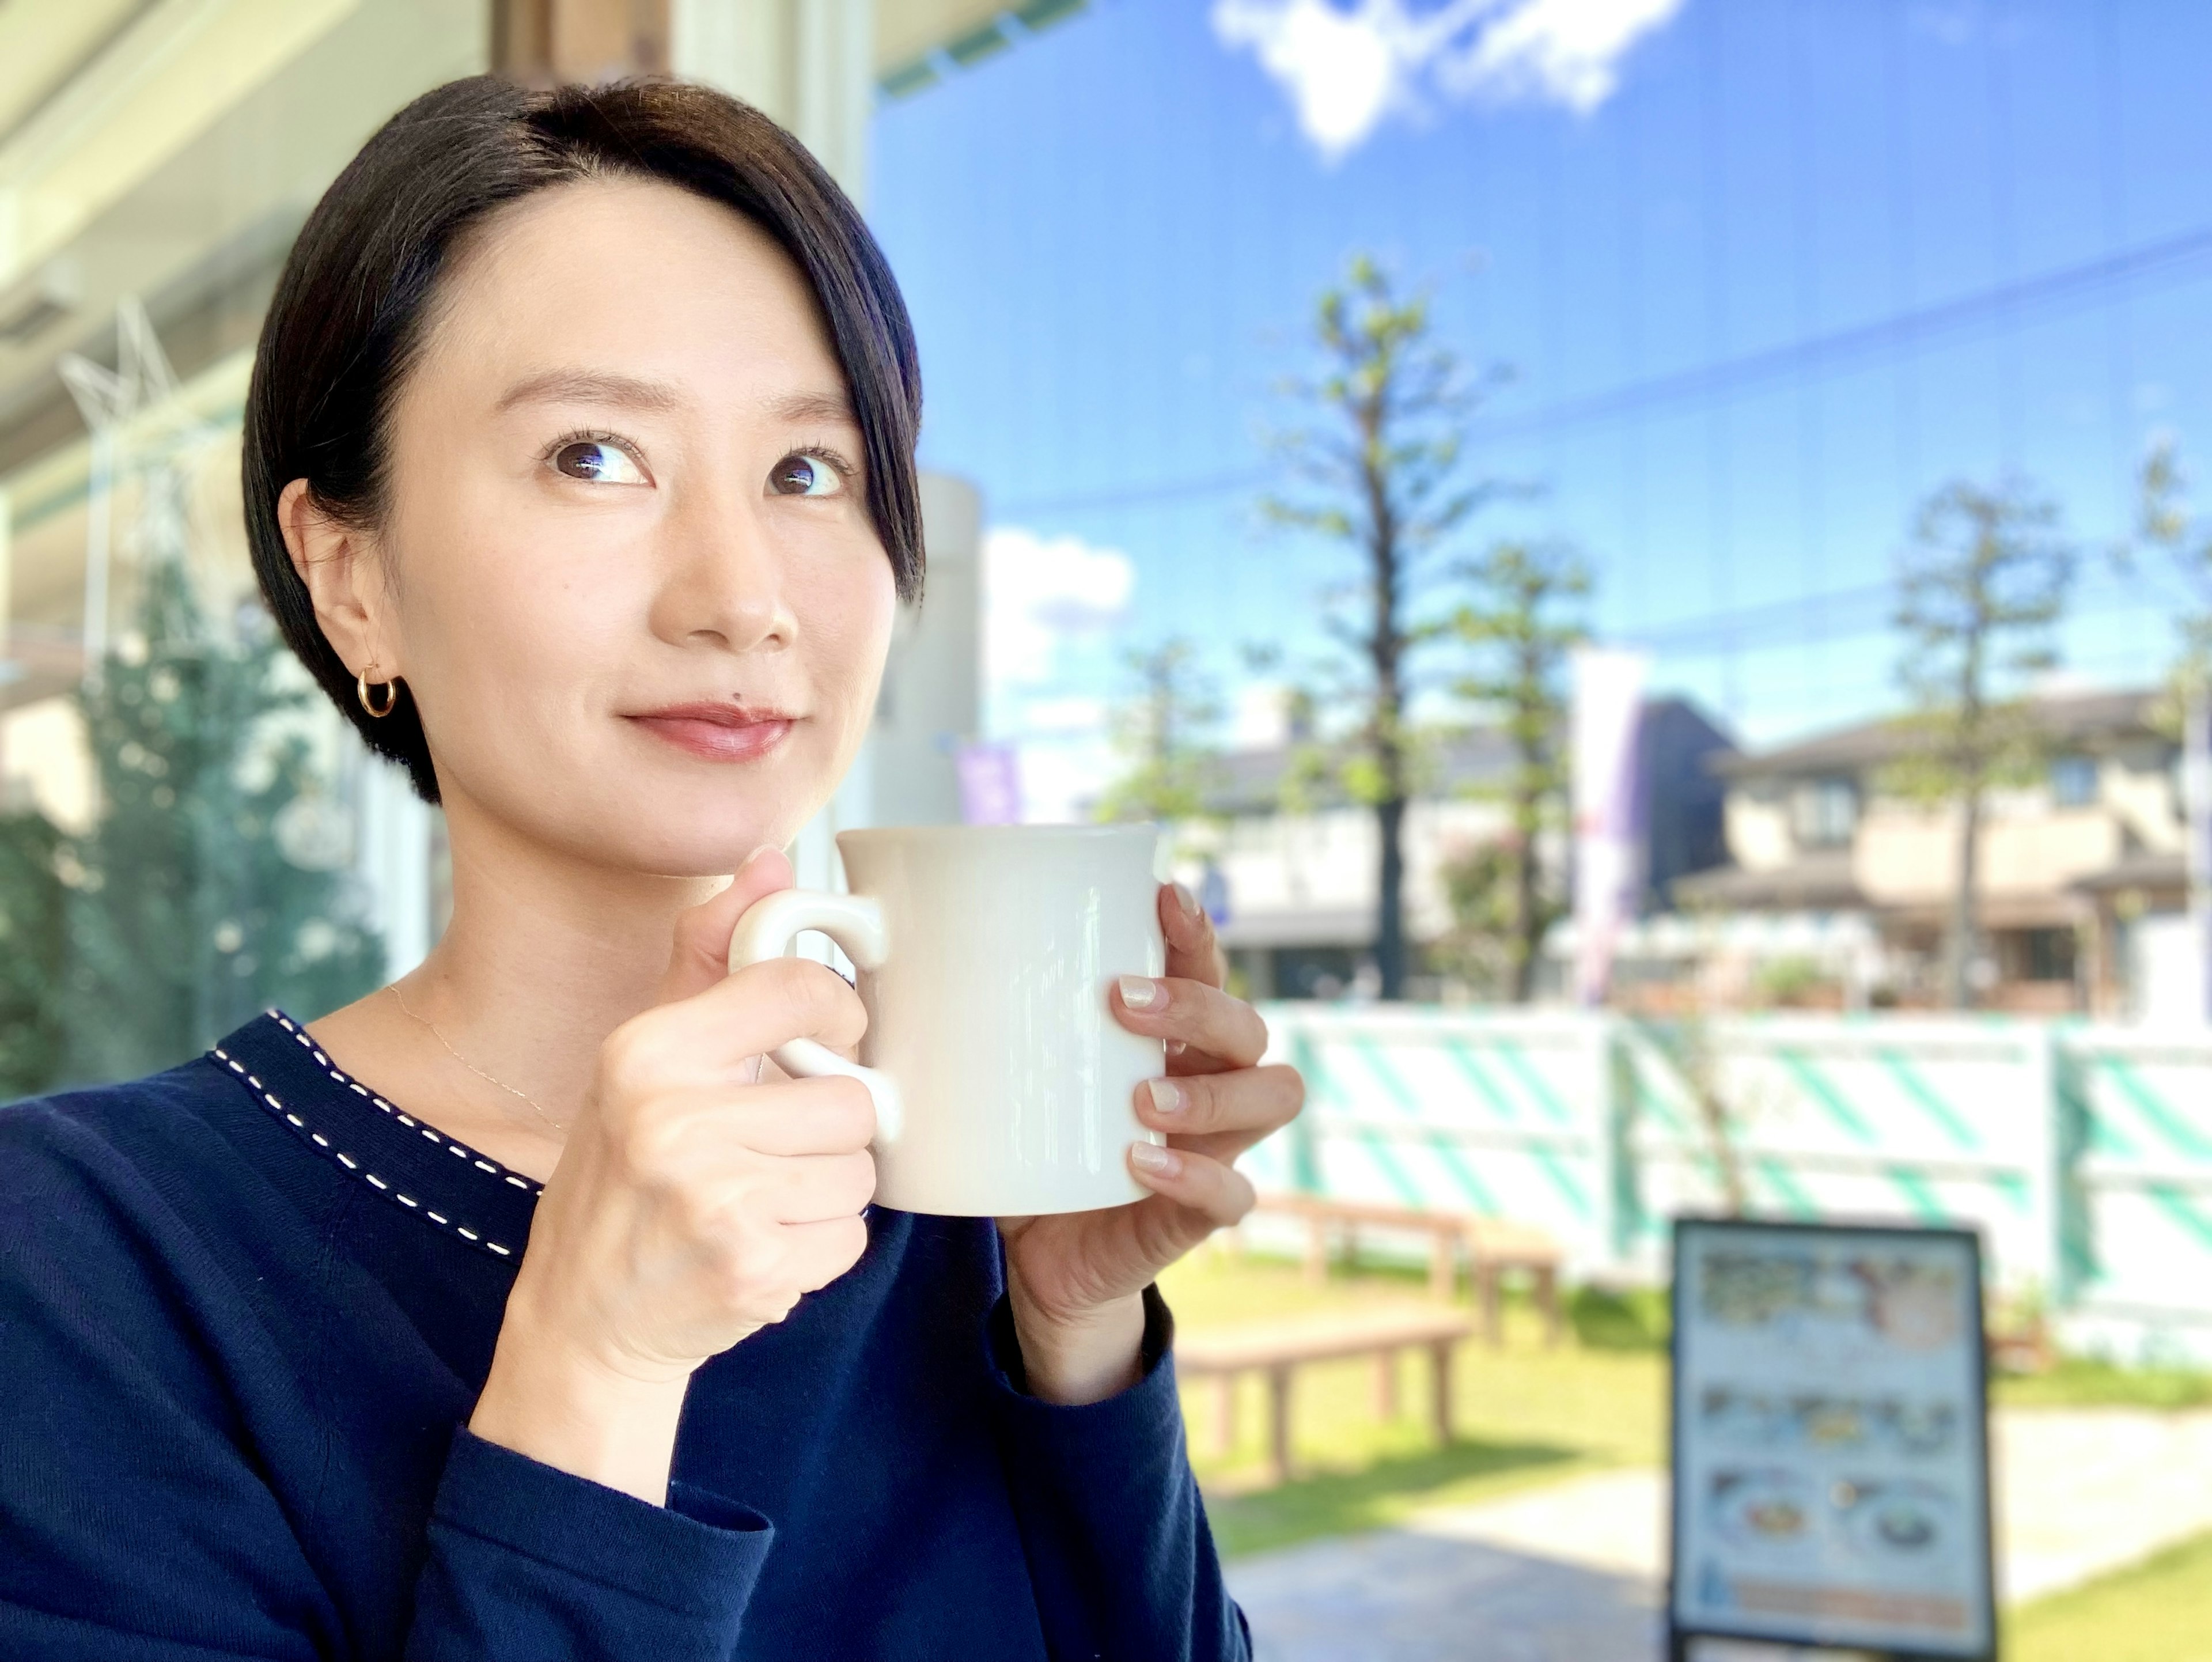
[796,548,897,721]
[389,478,643,726]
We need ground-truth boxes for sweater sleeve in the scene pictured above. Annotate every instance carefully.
[984,1287,1251,1662]
[405,1429,770,1660]
[0,1103,770,1661]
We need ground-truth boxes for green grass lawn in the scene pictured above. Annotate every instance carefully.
[1162,1247,1665,1557]
[1166,1248,2212,1652]
[2006,1528,2212,1661]
[1994,1353,2212,1411]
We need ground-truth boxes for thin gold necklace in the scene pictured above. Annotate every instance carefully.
[387,982,571,1137]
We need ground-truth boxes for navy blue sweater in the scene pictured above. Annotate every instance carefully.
[0,1010,1247,1659]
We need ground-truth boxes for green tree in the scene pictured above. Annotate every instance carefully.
[1887,478,2075,1010]
[1450,540,1589,1002]
[1094,637,1225,827]
[1433,841,1516,994]
[58,548,385,1085]
[0,807,67,1100]
[2130,441,2212,699]
[1262,255,1503,999]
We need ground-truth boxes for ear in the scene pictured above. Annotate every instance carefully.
[277,478,397,680]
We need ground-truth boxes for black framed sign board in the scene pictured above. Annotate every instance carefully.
[1668,1218,1997,1662]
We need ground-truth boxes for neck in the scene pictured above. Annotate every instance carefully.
[406,787,728,1123]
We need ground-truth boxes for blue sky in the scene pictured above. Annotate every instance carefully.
[868,0,2212,812]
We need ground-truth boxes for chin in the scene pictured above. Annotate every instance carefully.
[587,774,833,877]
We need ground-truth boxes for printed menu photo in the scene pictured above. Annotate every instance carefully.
[1669,1220,1995,1659]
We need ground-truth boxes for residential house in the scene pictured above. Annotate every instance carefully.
[1174,698,1733,1000]
[1673,688,2188,1016]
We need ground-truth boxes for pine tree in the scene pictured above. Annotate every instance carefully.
[0,807,66,1100]
[1095,638,1225,828]
[58,526,384,1084]
[1262,256,1506,998]
[1450,540,1589,1002]
[1887,477,2075,1010]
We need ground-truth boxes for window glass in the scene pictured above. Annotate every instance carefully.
[2020,926,2077,983]
[1789,777,1858,849]
[2050,755,2099,808]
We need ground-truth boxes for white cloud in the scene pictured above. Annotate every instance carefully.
[1438,0,1685,112]
[1009,735,1121,826]
[1018,694,1114,734]
[1213,0,1685,158]
[1213,0,1403,158]
[1231,681,1296,748]
[984,525,1135,691]
[983,527,1134,820]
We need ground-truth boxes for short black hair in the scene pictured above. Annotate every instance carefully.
[243,75,924,803]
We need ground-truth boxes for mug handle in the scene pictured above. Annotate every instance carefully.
[727,890,903,1144]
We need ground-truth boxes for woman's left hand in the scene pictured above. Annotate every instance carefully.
[998,882,1304,1403]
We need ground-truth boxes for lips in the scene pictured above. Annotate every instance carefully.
[626,702,796,763]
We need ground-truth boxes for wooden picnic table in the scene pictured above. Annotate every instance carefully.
[1250,1192,1567,1347]
[1175,1304,1475,1486]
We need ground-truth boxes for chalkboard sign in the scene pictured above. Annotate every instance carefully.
[1668,1218,1996,1662]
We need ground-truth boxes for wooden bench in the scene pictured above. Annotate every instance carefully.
[1249,1193,1566,1347]
[1175,1305,1476,1486]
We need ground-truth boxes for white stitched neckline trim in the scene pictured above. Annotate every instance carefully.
[207,1010,543,1260]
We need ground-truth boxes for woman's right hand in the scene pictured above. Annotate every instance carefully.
[468,846,877,1503]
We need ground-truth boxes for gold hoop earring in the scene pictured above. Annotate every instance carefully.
[357,664,398,718]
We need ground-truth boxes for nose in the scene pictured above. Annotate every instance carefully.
[646,471,794,654]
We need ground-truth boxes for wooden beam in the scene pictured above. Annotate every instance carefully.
[493,0,668,85]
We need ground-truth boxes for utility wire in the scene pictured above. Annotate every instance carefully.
[1618,566,2161,658]
[994,216,2212,520]
[1885,0,1924,520]
[1988,0,2024,470]
[1698,0,1738,714]
[2097,1,2137,526]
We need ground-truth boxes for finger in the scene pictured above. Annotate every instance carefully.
[615,955,868,1084]
[650,1076,877,1159]
[1135,1064,1303,1141]
[763,1149,878,1223]
[775,1214,871,1297]
[1126,1142,1256,1229]
[659,845,795,1004]
[1112,975,1268,1070]
[1158,882,1226,988]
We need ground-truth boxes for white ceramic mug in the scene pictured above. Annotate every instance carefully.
[728,824,1168,1216]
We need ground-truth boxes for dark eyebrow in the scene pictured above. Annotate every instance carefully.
[767,389,857,427]
[495,369,685,414]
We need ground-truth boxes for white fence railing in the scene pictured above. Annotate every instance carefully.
[1247,1004,2212,1366]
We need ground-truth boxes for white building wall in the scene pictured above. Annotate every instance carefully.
[871,473,980,828]
[1203,796,1511,950]
[0,695,93,831]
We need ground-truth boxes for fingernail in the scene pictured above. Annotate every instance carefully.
[1172,881,1202,918]
[1146,1077,1185,1115]
[1119,975,1162,1010]
[1130,1140,1181,1176]
[737,843,777,872]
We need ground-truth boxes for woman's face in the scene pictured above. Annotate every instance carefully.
[365,176,897,873]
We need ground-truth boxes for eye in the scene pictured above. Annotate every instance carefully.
[769,449,847,498]
[550,436,649,486]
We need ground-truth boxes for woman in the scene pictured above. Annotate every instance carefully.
[0,77,1301,1659]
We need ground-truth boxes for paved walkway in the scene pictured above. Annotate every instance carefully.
[1226,1409,2212,1661]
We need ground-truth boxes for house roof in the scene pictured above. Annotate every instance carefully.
[1713,688,2164,781]
[1203,727,1518,815]
[2069,849,2187,895]
[1672,850,1866,912]
[1205,694,1729,815]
